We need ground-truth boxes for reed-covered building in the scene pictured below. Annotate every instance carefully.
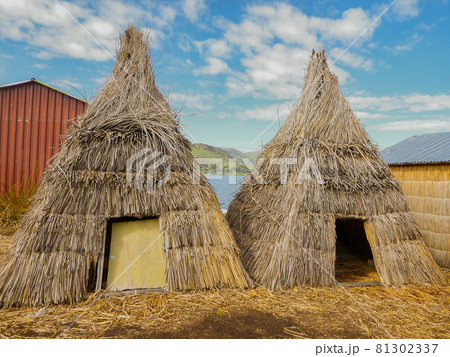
[227,49,447,290]
[0,25,251,307]
[382,132,450,269]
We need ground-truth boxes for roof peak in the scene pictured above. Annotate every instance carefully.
[82,24,172,124]
[0,78,86,103]
[264,48,373,150]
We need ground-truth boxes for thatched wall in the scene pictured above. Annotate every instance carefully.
[227,49,447,289]
[390,163,449,268]
[0,25,251,308]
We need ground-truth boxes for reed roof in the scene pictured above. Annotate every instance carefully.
[227,49,447,290]
[0,25,251,307]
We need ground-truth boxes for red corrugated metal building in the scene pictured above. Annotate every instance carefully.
[0,78,87,195]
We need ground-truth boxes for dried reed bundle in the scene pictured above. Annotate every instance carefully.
[0,25,251,308]
[227,49,447,290]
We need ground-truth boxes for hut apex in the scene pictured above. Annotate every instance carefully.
[0,25,251,307]
[226,49,447,290]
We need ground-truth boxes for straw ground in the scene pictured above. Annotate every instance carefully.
[0,233,449,338]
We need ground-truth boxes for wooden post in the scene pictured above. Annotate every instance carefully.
[95,221,108,291]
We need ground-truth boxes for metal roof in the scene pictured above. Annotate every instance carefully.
[381,132,450,165]
[0,78,87,103]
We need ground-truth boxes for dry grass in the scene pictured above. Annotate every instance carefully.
[0,283,448,339]
[0,186,36,236]
[0,234,448,339]
[335,255,380,282]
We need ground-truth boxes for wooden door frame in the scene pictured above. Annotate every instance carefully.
[95,216,162,292]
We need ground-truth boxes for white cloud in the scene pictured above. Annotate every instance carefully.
[329,48,373,70]
[182,0,206,23]
[0,0,177,61]
[330,65,351,84]
[156,5,177,28]
[390,33,423,54]
[195,39,231,57]
[309,8,376,43]
[32,50,54,59]
[226,45,350,99]
[169,91,213,111]
[349,93,450,113]
[32,63,47,69]
[373,120,450,131]
[48,78,82,91]
[226,44,310,99]
[196,3,378,99]
[240,102,292,121]
[178,33,194,52]
[193,57,229,76]
[0,53,14,59]
[355,111,387,120]
[393,0,420,20]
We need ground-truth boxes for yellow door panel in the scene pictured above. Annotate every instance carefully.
[106,218,166,291]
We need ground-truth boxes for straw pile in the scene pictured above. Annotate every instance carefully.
[335,255,380,282]
[0,281,448,338]
[0,25,251,308]
[390,163,450,269]
[0,234,448,338]
[227,49,447,290]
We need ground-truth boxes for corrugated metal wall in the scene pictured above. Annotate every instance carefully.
[0,81,86,195]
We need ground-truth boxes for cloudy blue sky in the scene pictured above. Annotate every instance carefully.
[0,0,449,151]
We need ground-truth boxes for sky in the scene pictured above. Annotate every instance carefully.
[0,0,449,152]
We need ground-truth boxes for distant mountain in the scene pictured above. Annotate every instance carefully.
[219,147,259,164]
[191,144,230,160]
[191,144,259,175]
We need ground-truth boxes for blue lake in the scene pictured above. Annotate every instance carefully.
[206,175,244,210]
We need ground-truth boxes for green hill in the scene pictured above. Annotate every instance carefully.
[191,144,258,175]
[220,147,259,164]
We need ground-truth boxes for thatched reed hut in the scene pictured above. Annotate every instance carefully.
[382,133,450,269]
[0,25,251,307]
[227,49,447,290]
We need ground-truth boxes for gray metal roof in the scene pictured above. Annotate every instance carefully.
[381,132,450,165]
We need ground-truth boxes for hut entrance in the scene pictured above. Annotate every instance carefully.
[103,217,166,291]
[334,218,379,283]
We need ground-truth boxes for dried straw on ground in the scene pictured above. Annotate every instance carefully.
[0,282,448,338]
[227,49,447,290]
[0,25,251,308]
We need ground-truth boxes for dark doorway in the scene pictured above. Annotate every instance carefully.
[334,218,378,282]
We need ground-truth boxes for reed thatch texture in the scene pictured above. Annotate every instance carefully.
[390,163,450,268]
[0,25,251,308]
[227,49,447,290]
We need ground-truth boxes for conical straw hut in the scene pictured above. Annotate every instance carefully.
[0,25,251,307]
[226,49,447,290]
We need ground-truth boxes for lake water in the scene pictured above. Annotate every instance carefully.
[206,175,244,210]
